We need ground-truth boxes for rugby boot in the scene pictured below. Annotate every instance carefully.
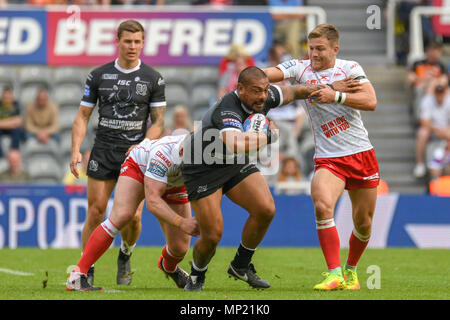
[158,255,189,289]
[66,271,103,292]
[117,250,133,285]
[227,263,270,289]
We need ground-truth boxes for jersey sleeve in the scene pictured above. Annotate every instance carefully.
[149,74,166,108]
[145,150,170,184]
[277,59,306,81]
[212,100,244,134]
[266,85,283,110]
[80,69,99,108]
[346,61,370,84]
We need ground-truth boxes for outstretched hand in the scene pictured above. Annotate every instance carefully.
[332,77,362,93]
[309,85,336,104]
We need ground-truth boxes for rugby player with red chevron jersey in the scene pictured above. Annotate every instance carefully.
[263,23,379,291]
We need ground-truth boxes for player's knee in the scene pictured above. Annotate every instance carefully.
[202,228,223,246]
[87,203,107,224]
[257,201,276,222]
[313,199,333,219]
[354,216,373,236]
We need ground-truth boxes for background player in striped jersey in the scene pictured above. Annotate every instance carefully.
[263,24,379,290]
[70,20,167,286]
[67,134,199,291]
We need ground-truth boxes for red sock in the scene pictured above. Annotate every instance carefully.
[77,222,117,274]
[316,220,341,270]
[346,231,370,268]
[161,245,183,273]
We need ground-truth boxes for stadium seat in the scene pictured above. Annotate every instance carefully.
[190,84,217,110]
[191,67,219,86]
[23,137,61,161]
[157,67,192,87]
[27,154,62,183]
[52,84,82,107]
[0,66,17,91]
[18,66,52,90]
[59,107,79,132]
[19,85,45,106]
[52,67,86,87]
[165,84,190,108]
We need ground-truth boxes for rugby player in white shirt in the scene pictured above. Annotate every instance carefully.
[263,23,379,291]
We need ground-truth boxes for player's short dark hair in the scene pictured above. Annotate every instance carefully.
[117,20,145,40]
[238,66,268,86]
[308,23,340,46]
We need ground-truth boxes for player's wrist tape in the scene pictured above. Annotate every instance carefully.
[334,91,347,105]
[266,129,278,144]
[173,216,182,228]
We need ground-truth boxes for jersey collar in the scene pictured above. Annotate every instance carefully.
[114,59,141,74]
[234,90,254,114]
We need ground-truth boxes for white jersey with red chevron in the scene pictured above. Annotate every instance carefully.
[128,134,186,190]
[277,58,374,158]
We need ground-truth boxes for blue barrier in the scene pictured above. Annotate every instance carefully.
[0,185,449,248]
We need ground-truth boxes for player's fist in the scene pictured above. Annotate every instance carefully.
[180,217,200,237]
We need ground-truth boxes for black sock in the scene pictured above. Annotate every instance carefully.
[191,263,207,277]
[232,243,255,269]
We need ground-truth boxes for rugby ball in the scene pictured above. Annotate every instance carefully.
[243,113,269,133]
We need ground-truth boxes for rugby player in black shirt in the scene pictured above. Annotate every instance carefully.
[181,66,347,291]
[69,20,166,287]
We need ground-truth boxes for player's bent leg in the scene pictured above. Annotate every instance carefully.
[344,187,377,290]
[109,177,145,285]
[311,169,346,290]
[157,202,191,289]
[67,176,144,291]
[185,190,224,291]
[82,177,117,285]
[225,172,274,289]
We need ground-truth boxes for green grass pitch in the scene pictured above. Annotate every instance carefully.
[0,247,448,300]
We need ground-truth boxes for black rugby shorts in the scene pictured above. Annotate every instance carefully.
[86,144,129,181]
[181,162,260,201]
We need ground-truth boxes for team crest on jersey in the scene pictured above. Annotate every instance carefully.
[88,160,98,172]
[136,83,147,96]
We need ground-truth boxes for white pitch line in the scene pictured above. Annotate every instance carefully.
[0,268,35,276]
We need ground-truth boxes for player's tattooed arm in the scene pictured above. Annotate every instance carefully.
[279,84,325,105]
[146,105,166,140]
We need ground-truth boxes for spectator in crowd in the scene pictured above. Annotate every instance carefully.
[274,157,309,195]
[218,44,255,77]
[428,139,450,180]
[413,78,450,178]
[217,55,249,98]
[0,87,23,159]
[25,88,60,145]
[407,42,447,120]
[265,42,306,160]
[63,149,91,186]
[269,0,304,59]
[163,104,193,136]
[0,149,30,183]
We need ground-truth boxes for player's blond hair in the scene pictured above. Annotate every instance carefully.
[117,20,145,40]
[308,24,340,46]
